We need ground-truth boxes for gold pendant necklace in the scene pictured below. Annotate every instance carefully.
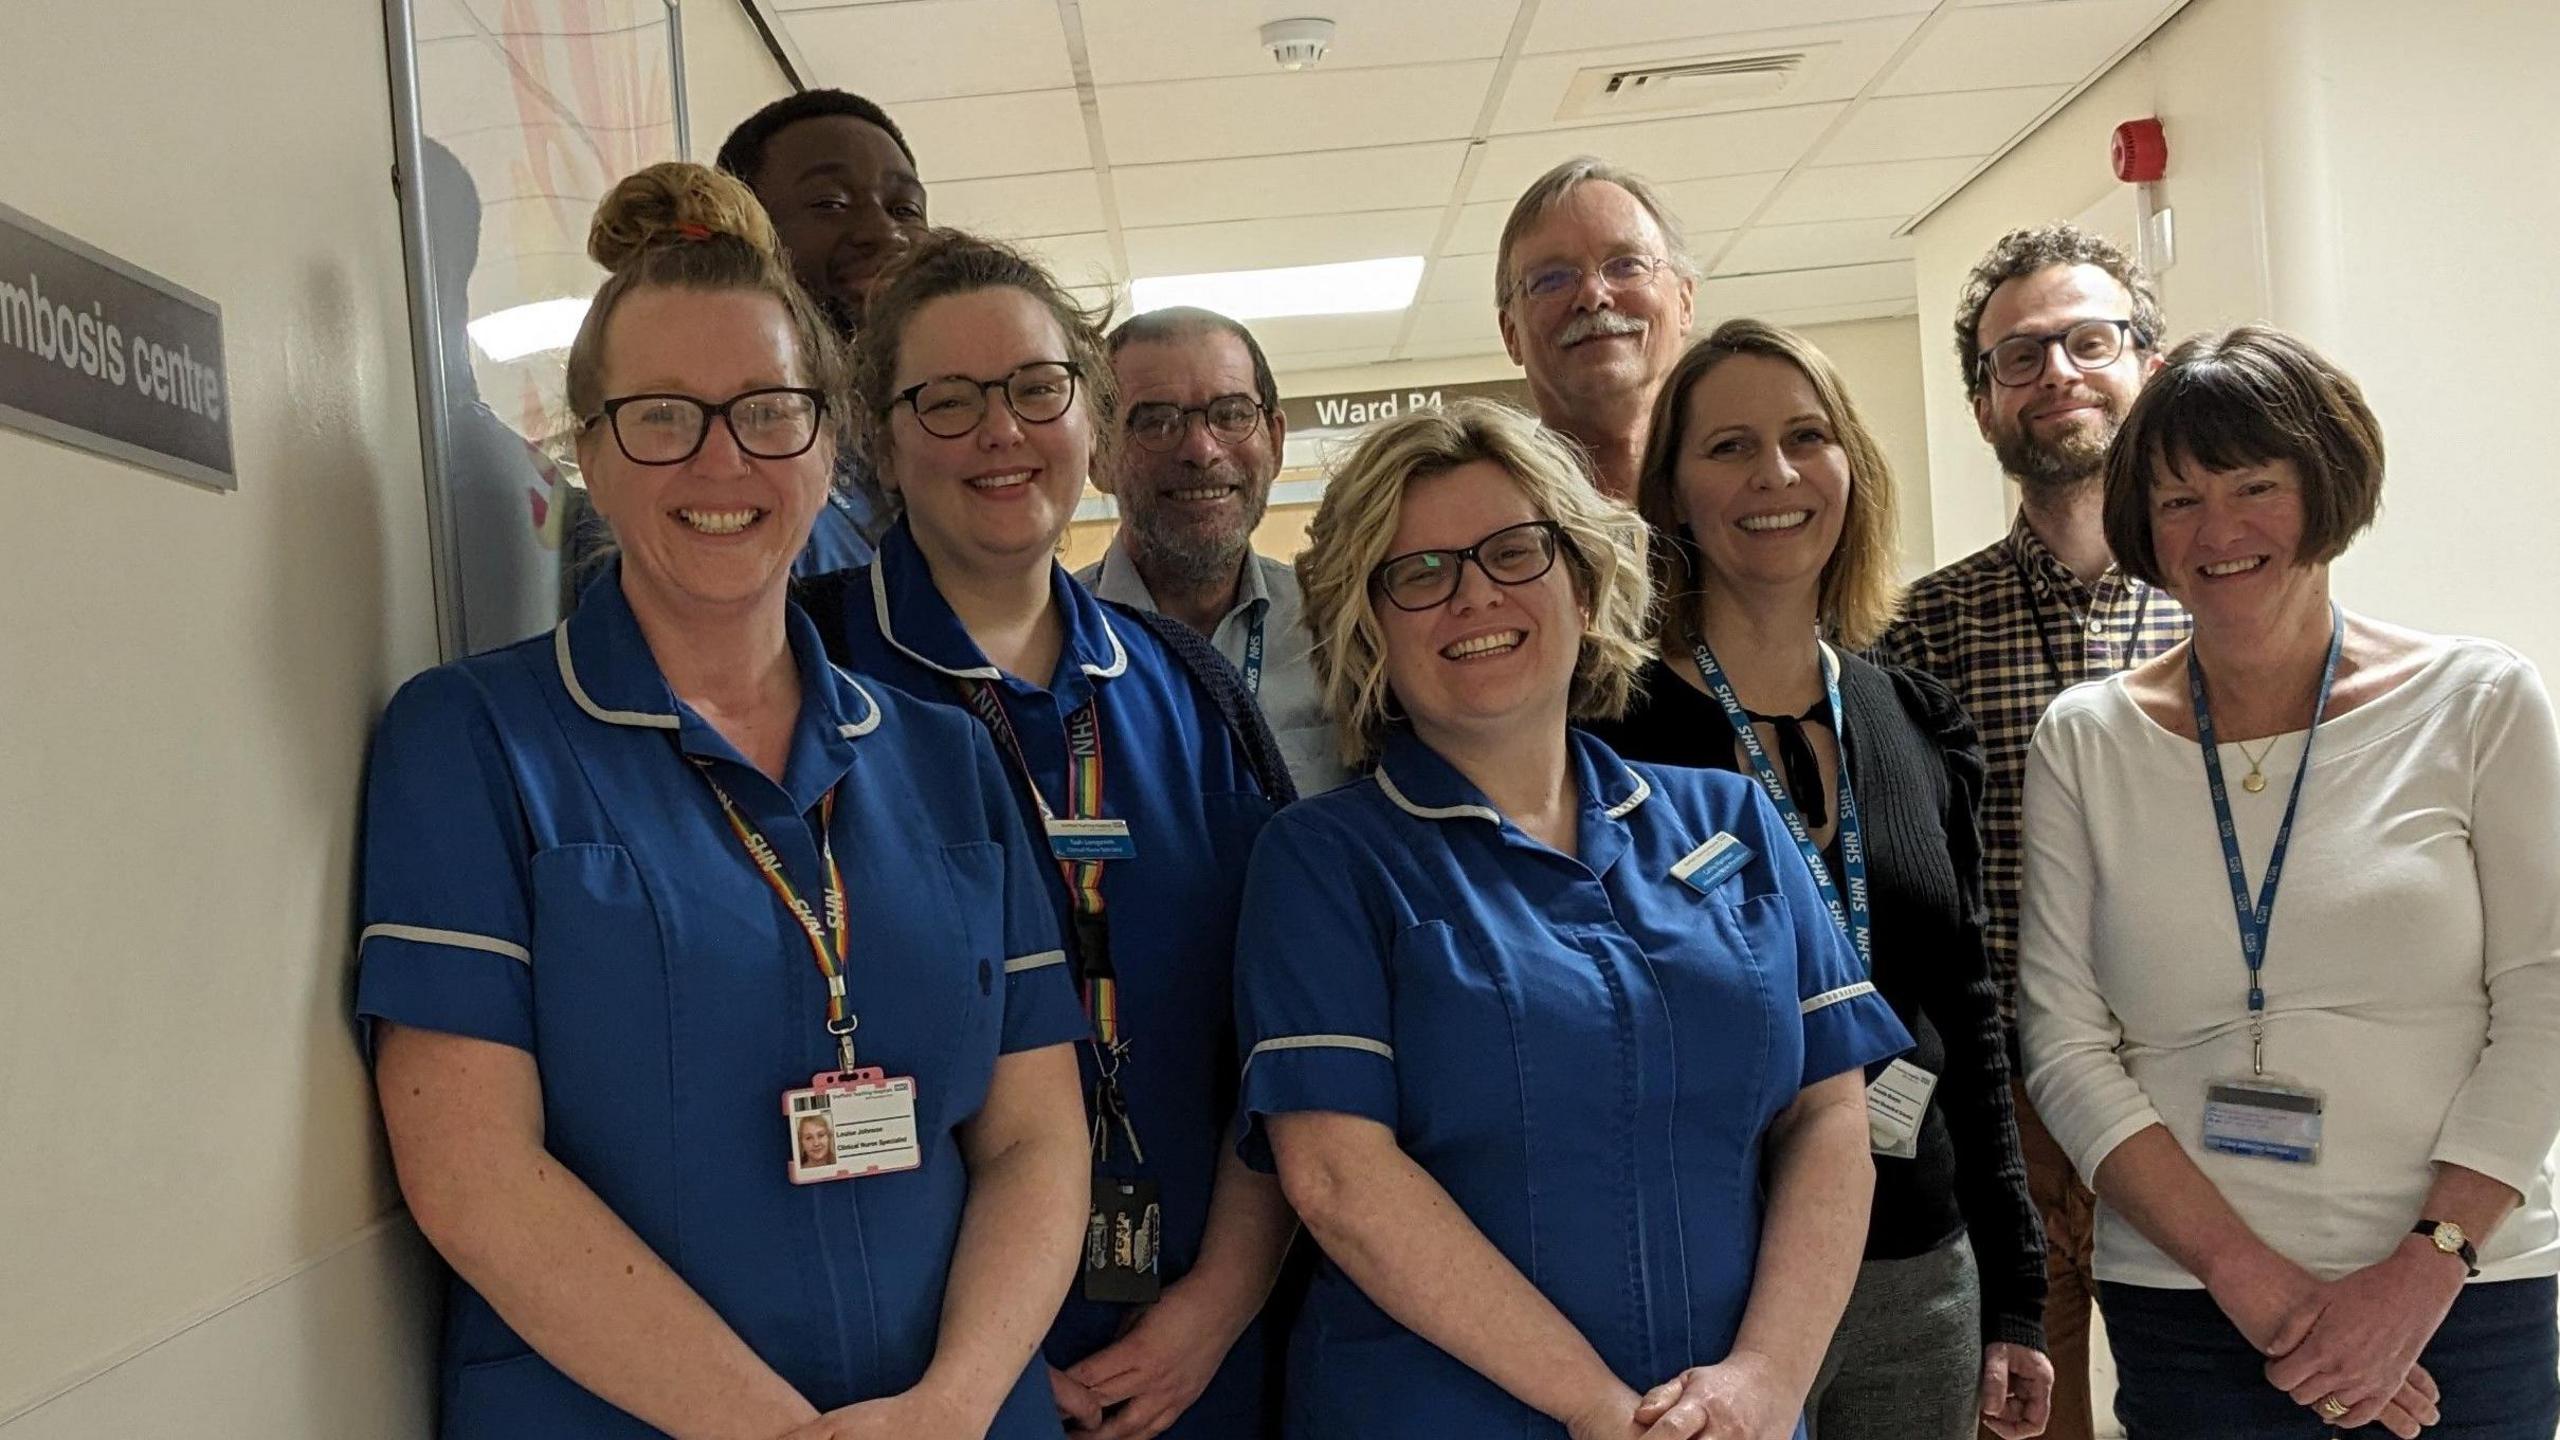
[2236,736,2277,793]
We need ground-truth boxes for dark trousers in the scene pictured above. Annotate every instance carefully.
[2100,1276,2559,1439]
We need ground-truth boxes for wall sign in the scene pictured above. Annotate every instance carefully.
[0,199,234,490]
[1281,377,1530,434]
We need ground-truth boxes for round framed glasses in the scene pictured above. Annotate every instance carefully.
[893,361,1081,439]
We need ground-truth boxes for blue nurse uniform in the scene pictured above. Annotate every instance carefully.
[815,520,1280,1436]
[1233,728,1912,1440]
[355,565,1088,1438]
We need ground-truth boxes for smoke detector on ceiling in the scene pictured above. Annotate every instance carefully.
[1260,17,1336,72]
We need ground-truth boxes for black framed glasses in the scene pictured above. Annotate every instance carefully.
[1977,318,2143,388]
[1507,253,1672,305]
[584,387,827,466]
[1371,520,1569,612]
[892,360,1081,439]
[1125,393,1267,452]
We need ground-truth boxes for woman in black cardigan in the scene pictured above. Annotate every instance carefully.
[1590,319,2051,1440]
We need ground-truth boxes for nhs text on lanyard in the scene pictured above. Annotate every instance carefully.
[1688,639,1870,968]
[693,767,922,1185]
[2193,607,2342,1165]
[1690,640,1937,1158]
[952,679,1162,1301]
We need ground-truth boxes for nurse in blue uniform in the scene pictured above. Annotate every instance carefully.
[810,231,1299,1440]
[1237,400,1911,1440]
[358,164,1091,1440]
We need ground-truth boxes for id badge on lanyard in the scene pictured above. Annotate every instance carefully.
[696,768,924,1185]
[953,678,1161,1302]
[1689,638,1912,1153]
[2189,607,2342,1166]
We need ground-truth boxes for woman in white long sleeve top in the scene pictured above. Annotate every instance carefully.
[2016,326,2560,1440]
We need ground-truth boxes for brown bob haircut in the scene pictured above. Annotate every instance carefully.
[2103,325,2385,587]
[1634,318,1902,650]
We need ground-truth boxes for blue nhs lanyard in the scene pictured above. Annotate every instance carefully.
[2188,605,2343,1077]
[1238,607,1264,699]
[1689,637,1870,971]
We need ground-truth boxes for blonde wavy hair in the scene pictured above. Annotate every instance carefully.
[1296,399,1653,769]
[1634,319,1901,651]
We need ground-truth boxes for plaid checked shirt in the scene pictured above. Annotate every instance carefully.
[1873,513,2190,1040]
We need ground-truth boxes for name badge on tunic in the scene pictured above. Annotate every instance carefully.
[1046,817,1138,861]
[1672,832,1753,894]
[1867,1059,1937,1160]
[783,1069,922,1184]
[2202,1079,2324,1164]
[1082,1176,1162,1303]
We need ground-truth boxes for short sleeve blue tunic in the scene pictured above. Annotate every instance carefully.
[816,521,1280,1435]
[355,567,1088,1438]
[1232,728,1911,1440]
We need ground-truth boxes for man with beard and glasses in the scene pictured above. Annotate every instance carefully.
[1873,222,2191,1440]
[718,88,928,574]
[1494,157,1698,503]
[1077,307,1349,795]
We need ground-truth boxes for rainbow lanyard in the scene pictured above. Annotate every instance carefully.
[954,681,1118,1046]
[697,765,856,1074]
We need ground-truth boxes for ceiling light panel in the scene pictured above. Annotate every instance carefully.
[1130,257,1426,321]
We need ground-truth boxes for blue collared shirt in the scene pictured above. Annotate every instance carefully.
[355,564,1085,1438]
[1234,727,1911,1440]
[794,455,887,578]
[817,519,1280,1434]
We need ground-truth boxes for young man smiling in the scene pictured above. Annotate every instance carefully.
[1875,222,2193,1440]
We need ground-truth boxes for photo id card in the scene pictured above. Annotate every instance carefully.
[1082,1175,1162,1304]
[1672,832,1753,895]
[2201,1079,2324,1165]
[783,1068,922,1185]
[1045,817,1137,862]
[1866,1059,1937,1160]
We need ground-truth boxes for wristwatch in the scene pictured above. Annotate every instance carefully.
[2410,1219,2480,1277]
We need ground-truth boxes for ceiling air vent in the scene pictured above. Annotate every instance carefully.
[1557,45,1830,120]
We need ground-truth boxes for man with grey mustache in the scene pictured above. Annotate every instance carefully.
[1494,157,1699,502]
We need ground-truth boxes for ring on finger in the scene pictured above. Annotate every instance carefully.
[2318,1396,2350,1420]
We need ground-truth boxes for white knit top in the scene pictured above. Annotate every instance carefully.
[2019,637,2560,1287]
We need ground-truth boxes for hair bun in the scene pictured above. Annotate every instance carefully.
[587,161,781,273]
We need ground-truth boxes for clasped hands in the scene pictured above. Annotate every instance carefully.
[2218,1242,2464,1437]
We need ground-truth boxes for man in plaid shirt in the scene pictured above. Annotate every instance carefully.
[1874,223,2188,1440]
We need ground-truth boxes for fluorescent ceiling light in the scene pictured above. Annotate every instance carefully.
[1131,256,1425,321]
[468,297,592,362]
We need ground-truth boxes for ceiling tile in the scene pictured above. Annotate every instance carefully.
[1467,106,1842,201]
[1878,0,2176,96]
[1013,232,1123,288]
[1078,0,1515,85]
[787,0,1073,104]
[1113,142,1472,229]
[1493,17,1923,135]
[1098,62,1497,167]
[1445,176,1772,254]
[1123,209,1444,277]
[1521,0,1935,54]
[1823,86,2067,165]
[1401,299,1507,350]
[1714,217,1912,274]
[929,170,1108,238]
[1272,347,1400,378]
[1756,157,1978,225]
[1244,312,1410,358]
[1697,260,1914,318]
[1421,253,1501,308]
[894,90,1091,182]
